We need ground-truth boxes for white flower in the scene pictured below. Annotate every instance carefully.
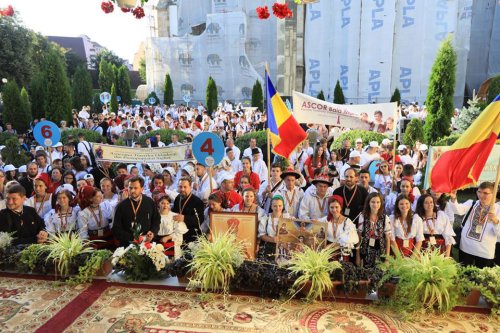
[0,232,14,250]
[111,246,132,266]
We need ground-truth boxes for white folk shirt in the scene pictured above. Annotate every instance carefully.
[389,215,424,242]
[243,147,262,159]
[385,191,418,216]
[450,200,500,259]
[421,210,456,246]
[192,173,218,204]
[374,174,393,196]
[230,158,242,174]
[278,186,305,218]
[318,216,359,249]
[159,211,188,259]
[258,178,285,212]
[44,206,81,235]
[298,191,329,221]
[26,195,53,219]
[258,213,291,238]
[251,159,268,184]
[78,202,115,239]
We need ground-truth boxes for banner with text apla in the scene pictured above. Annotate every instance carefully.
[93,144,194,164]
[424,145,500,190]
[292,91,397,133]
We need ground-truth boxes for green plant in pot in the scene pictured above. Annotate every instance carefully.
[187,231,245,293]
[19,243,47,272]
[379,248,462,316]
[459,265,500,315]
[41,233,96,277]
[288,245,342,302]
[67,250,112,286]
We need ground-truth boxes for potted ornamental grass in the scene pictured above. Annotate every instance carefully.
[187,231,245,294]
[288,245,342,301]
[379,248,462,316]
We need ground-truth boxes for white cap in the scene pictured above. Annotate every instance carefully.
[369,141,379,148]
[219,172,235,183]
[84,173,94,180]
[162,167,176,178]
[52,142,63,148]
[355,138,363,144]
[0,145,5,151]
[381,138,391,146]
[35,146,45,152]
[55,184,75,196]
[349,151,361,158]
[3,164,16,172]
[419,144,428,151]
[18,165,27,173]
[398,144,407,151]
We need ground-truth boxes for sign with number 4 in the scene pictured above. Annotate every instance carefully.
[192,132,224,167]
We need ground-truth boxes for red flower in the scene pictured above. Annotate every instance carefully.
[132,235,144,244]
[144,242,152,249]
[101,1,114,14]
[272,3,293,19]
[256,6,270,20]
[121,7,131,13]
[132,7,145,19]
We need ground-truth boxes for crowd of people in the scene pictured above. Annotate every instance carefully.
[0,101,498,269]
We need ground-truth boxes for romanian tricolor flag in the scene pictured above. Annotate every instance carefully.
[266,71,307,159]
[431,94,500,193]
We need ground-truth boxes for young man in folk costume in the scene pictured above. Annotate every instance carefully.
[278,167,304,218]
[259,163,285,213]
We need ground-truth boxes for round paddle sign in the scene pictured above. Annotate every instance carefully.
[33,121,61,147]
[192,132,224,167]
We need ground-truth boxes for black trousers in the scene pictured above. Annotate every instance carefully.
[459,249,494,269]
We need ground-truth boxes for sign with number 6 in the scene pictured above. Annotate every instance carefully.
[33,121,61,147]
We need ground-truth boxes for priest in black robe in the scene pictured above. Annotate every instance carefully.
[0,184,48,245]
[172,177,205,244]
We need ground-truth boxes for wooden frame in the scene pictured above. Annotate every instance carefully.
[275,218,326,264]
[209,211,258,261]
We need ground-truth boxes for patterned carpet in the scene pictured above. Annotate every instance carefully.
[0,274,498,333]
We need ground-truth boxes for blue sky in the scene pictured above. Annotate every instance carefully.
[3,0,149,63]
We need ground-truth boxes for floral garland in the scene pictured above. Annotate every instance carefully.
[0,5,14,17]
[257,2,293,20]
[100,0,148,19]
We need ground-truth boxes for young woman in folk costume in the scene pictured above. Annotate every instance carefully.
[156,194,187,259]
[356,192,395,267]
[303,144,328,183]
[390,194,424,257]
[257,195,291,261]
[25,173,53,219]
[318,195,359,262]
[44,188,80,235]
[100,177,119,205]
[77,186,115,248]
[201,193,226,234]
[416,194,455,257]
[230,186,266,220]
[234,156,261,191]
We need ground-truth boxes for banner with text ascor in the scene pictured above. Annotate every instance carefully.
[93,144,194,163]
[292,91,397,133]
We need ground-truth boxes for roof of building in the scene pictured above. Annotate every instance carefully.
[47,36,87,61]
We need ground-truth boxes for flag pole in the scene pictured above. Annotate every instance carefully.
[489,156,500,212]
[391,104,400,186]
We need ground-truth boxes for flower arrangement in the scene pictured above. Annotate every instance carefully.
[100,0,148,19]
[112,235,169,282]
[256,2,292,20]
[0,5,14,17]
[0,232,14,250]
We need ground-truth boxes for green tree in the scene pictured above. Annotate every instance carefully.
[2,81,22,129]
[44,49,72,124]
[251,80,263,111]
[90,49,125,70]
[317,90,325,101]
[18,87,32,132]
[110,83,118,114]
[390,88,401,106]
[423,38,457,144]
[30,71,47,120]
[92,93,103,114]
[0,20,33,87]
[206,76,218,115]
[455,93,484,133]
[1,137,30,167]
[163,73,174,106]
[487,75,500,104]
[65,50,87,78]
[333,80,346,104]
[117,66,132,105]
[71,65,93,109]
[139,57,146,83]
[403,118,424,149]
[98,60,115,93]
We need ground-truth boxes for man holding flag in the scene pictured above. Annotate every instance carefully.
[431,95,500,268]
